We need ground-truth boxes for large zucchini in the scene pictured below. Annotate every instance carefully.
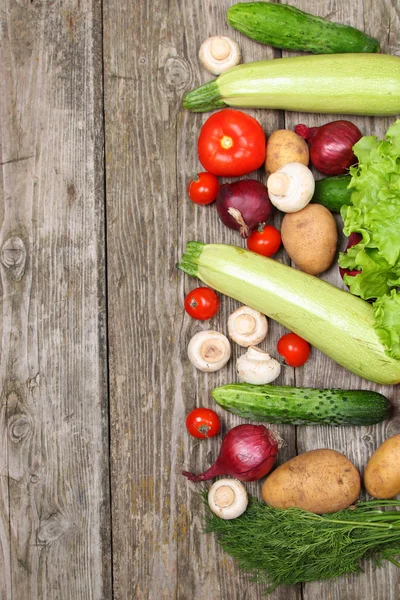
[183,54,400,115]
[212,383,391,426]
[178,242,400,384]
[227,3,380,54]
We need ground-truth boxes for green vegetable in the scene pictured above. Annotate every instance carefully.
[311,174,352,213]
[338,120,400,359]
[227,2,380,54]
[212,383,391,426]
[183,54,400,114]
[178,242,400,384]
[202,494,400,592]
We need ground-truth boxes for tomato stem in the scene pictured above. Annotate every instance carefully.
[220,135,233,149]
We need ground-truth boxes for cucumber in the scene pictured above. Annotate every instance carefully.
[212,383,391,426]
[311,174,352,213]
[227,2,380,54]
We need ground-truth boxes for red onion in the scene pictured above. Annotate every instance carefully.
[339,232,363,281]
[216,179,273,238]
[294,120,362,176]
[182,424,279,482]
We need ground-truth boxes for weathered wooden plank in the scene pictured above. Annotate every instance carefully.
[281,1,400,599]
[0,1,111,598]
[104,0,299,597]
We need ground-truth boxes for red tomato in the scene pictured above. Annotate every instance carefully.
[184,287,219,320]
[277,333,311,367]
[186,408,221,439]
[247,225,281,257]
[198,109,266,177]
[187,172,219,205]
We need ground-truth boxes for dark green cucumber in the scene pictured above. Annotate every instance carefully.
[311,174,352,213]
[227,3,380,54]
[212,383,390,426]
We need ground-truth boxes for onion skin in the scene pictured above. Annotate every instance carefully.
[339,232,363,281]
[216,180,273,238]
[182,424,278,482]
[295,121,362,176]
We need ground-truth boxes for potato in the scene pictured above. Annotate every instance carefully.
[261,449,361,514]
[265,129,309,175]
[281,204,338,275]
[364,434,400,499]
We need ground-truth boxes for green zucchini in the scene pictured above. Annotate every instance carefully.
[227,2,380,54]
[179,242,400,384]
[212,383,391,426]
[311,174,352,213]
[183,54,400,115]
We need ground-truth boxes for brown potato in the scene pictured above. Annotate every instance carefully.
[281,204,338,275]
[265,129,309,175]
[364,434,400,499]
[261,449,360,514]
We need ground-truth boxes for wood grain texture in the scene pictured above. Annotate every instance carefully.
[104,0,299,598]
[0,0,111,598]
[281,1,400,599]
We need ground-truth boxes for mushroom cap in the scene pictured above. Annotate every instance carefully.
[188,330,231,372]
[208,478,248,520]
[199,36,241,75]
[237,346,281,384]
[267,162,315,213]
[228,306,268,347]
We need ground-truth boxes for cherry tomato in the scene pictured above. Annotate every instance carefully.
[247,225,281,257]
[184,287,219,320]
[198,109,266,177]
[277,333,311,367]
[187,172,219,205]
[186,408,221,439]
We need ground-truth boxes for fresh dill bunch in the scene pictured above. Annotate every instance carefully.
[201,492,400,593]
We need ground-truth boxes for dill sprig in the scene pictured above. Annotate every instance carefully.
[201,493,400,593]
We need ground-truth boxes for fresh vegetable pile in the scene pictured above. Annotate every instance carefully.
[177,1,400,595]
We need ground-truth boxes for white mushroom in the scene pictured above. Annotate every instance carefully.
[237,346,281,384]
[208,478,248,520]
[228,306,268,347]
[199,36,241,75]
[188,330,231,372]
[267,162,315,213]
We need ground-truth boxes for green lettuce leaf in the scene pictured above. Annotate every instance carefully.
[373,291,400,360]
[338,119,400,359]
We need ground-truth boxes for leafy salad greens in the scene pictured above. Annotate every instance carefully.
[338,120,400,360]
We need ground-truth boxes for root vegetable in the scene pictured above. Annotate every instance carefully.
[261,449,361,514]
[216,180,273,238]
[281,204,338,275]
[364,434,400,499]
[265,129,309,175]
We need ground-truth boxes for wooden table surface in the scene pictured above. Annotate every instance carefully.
[1,0,400,598]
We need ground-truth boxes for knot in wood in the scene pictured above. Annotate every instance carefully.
[164,57,190,91]
[9,415,31,443]
[1,236,27,281]
[37,513,69,545]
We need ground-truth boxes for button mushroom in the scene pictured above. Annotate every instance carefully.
[267,162,315,213]
[188,330,231,372]
[208,478,248,520]
[228,306,268,347]
[199,36,241,75]
[237,346,281,384]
